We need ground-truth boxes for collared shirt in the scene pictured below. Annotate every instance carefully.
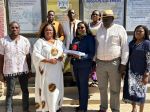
[0,35,31,76]
[96,23,129,65]
[63,19,81,49]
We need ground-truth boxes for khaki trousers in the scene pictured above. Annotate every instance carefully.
[96,58,121,112]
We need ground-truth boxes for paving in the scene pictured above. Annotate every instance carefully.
[0,78,150,112]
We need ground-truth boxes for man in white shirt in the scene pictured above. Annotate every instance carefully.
[63,9,81,83]
[63,9,81,49]
[0,21,31,112]
[96,10,129,112]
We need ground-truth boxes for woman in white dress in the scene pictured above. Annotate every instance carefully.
[32,23,64,112]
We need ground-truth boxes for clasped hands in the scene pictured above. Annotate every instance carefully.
[42,56,64,64]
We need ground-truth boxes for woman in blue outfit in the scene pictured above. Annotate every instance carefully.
[70,21,96,112]
[123,25,150,112]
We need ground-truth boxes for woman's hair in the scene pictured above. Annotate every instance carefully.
[76,21,92,37]
[39,23,56,39]
[91,10,101,20]
[132,25,149,41]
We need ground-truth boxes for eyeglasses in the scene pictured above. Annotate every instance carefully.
[92,13,99,16]
[11,27,19,29]
[77,27,85,29]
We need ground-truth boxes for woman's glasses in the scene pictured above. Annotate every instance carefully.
[77,26,85,29]
[92,13,99,16]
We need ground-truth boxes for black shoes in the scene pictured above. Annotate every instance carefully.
[56,108,62,112]
[74,106,87,112]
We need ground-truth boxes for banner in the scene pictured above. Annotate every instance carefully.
[83,0,124,25]
[8,0,42,33]
[47,0,79,22]
[126,0,150,31]
[0,0,4,38]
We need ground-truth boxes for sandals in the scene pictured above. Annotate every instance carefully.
[89,82,98,87]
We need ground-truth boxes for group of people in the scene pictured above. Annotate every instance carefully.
[0,9,149,112]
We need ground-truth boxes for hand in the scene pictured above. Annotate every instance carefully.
[121,71,126,80]
[57,56,64,62]
[0,74,6,82]
[118,64,126,74]
[72,54,80,59]
[142,72,149,85]
[48,58,57,64]
[27,71,33,79]
[118,64,126,79]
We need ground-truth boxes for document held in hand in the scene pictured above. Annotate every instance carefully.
[64,49,86,57]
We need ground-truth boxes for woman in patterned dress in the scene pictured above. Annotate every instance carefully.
[123,25,150,112]
[32,23,64,112]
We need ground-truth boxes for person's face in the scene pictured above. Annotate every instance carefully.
[77,23,86,37]
[91,11,100,22]
[44,25,54,40]
[10,23,20,37]
[102,16,114,28]
[47,12,55,22]
[135,27,145,41]
[68,10,76,21]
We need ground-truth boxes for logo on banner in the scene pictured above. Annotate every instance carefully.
[57,0,69,11]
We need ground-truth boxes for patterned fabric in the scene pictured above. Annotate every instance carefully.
[0,35,30,76]
[128,64,147,98]
[123,40,150,104]
[32,38,64,112]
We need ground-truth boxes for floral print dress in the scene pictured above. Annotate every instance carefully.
[123,40,150,104]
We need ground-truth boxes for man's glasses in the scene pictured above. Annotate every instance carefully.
[77,26,85,29]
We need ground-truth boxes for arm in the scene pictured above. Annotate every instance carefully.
[81,36,96,60]
[120,26,129,65]
[58,23,65,41]
[142,42,150,85]
[0,54,4,82]
[119,27,129,75]
[32,39,57,66]
[0,38,5,82]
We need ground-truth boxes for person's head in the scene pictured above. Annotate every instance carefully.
[40,23,56,40]
[76,21,92,38]
[67,9,76,21]
[102,10,114,28]
[133,25,149,41]
[91,10,101,22]
[47,10,55,23]
[9,21,20,38]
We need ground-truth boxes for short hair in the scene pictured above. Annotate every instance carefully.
[9,21,20,28]
[132,25,149,41]
[91,10,101,19]
[39,23,56,39]
[47,10,55,15]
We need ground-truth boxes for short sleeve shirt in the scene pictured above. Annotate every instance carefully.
[0,35,31,75]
